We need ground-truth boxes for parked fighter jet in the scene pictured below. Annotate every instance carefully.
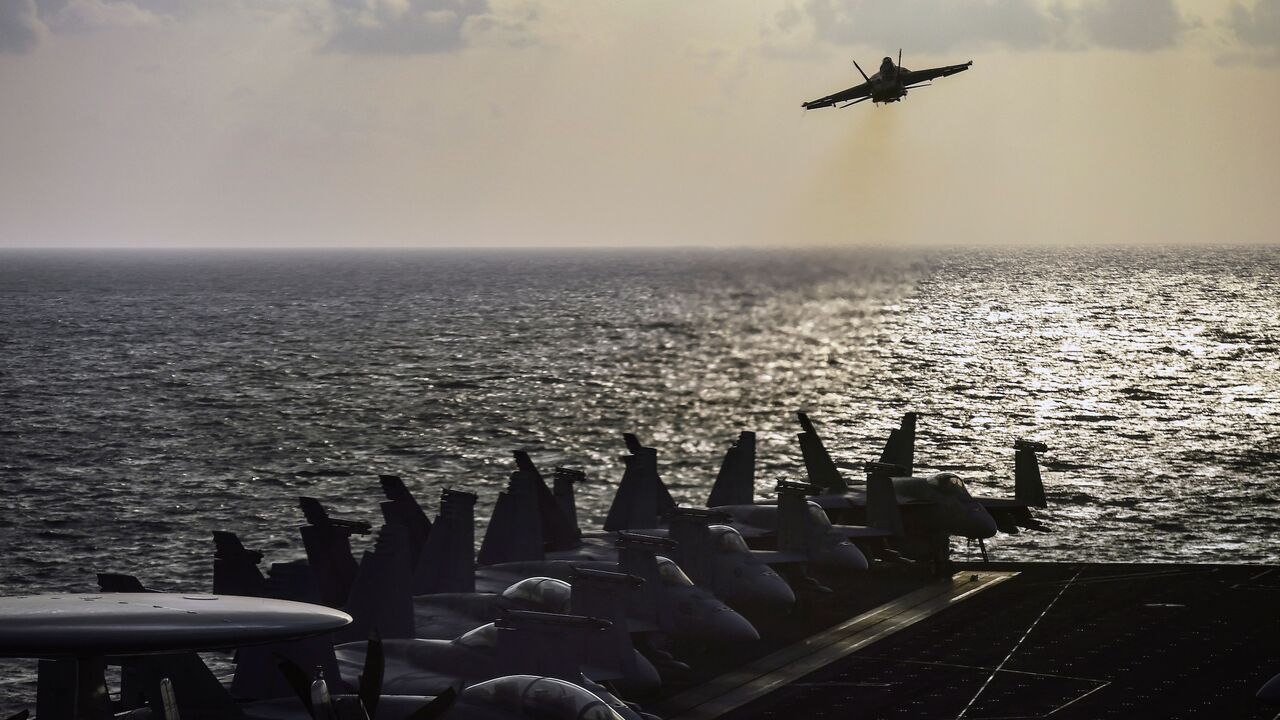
[791,412,1049,562]
[803,50,972,109]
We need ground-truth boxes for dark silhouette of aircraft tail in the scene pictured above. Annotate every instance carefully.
[413,489,477,594]
[298,497,371,608]
[212,530,268,597]
[865,462,906,536]
[513,451,581,551]
[796,412,848,492]
[378,474,431,567]
[569,567,651,687]
[614,532,674,629]
[553,467,585,533]
[879,412,919,477]
[667,508,730,585]
[1014,440,1049,508]
[130,653,246,719]
[494,610,611,682]
[339,522,415,642]
[775,481,815,552]
[707,431,756,507]
[604,434,676,531]
[478,471,545,566]
[97,573,153,593]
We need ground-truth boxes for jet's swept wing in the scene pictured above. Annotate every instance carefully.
[802,81,871,110]
[901,61,972,85]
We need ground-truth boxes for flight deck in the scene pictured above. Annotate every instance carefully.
[665,563,1280,719]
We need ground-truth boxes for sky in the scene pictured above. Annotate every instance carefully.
[1,0,1278,247]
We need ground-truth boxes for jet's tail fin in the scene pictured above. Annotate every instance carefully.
[707,431,756,507]
[552,467,585,533]
[231,635,346,701]
[212,531,268,597]
[130,653,245,719]
[514,451,581,551]
[569,568,647,683]
[614,532,675,627]
[1014,440,1048,508]
[97,573,152,593]
[865,462,905,536]
[796,412,848,492]
[378,474,431,566]
[667,508,729,585]
[478,472,545,565]
[339,522,415,642]
[604,439,676,531]
[298,498,370,608]
[494,611,610,682]
[878,412,919,477]
[413,489,477,594]
[775,481,815,552]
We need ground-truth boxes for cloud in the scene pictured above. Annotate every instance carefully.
[0,0,47,54]
[1074,0,1192,51]
[51,0,165,33]
[772,0,1195,55]
[320,0,504,54]
[1225,0,1280,47]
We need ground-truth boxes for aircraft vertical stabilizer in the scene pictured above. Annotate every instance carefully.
[865,463,905,536]
[378,475,432,567]
[796,412,848,492]
[212,531,267,597]
[478,473,545,566]
[708,431,757,507]
[414,489,477,594]
[341,522,415,641]
[513,452,581,551]
[553,467,585,533]
[132,653,245,719]
[569,567,648,684]
[1014,440,1049,508]
[879,412,919,477]
[605,437,675,530]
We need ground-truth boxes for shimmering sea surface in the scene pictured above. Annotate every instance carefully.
[0,247,1278,705]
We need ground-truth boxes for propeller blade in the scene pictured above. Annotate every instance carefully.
[357,632,384,720]
[406,688,458,720]
[852,59,870,82]
[898,48,902,67]
[273,654,315,716]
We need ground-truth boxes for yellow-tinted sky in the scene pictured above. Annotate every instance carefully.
[1,0,1278,247]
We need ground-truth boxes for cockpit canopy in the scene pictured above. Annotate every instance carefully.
[655,556,694,587]
[461,675,625,720]
[930,473,972,498]
[500,576,573,614]
[710,525,750,553]
[454,622,498,651]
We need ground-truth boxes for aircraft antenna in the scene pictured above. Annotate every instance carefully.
[898,48,902,67]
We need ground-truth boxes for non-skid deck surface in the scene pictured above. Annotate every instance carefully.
[658,571,1016,720]
[715,563,1280,720]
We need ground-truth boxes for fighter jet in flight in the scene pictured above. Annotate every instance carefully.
[802,50,972,109]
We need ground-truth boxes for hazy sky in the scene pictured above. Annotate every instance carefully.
[2,0,1278,247]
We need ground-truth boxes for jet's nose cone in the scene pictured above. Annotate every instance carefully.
[613,651,663,694]
[961,504,998,539]
[706,605,760,644]
[725,567,796,612]
[816,535,870,571]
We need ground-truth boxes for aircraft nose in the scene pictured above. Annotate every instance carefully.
[963,504,998,539]
[614,650,663,694]
[816,534,870,571]
[705,604,760,644]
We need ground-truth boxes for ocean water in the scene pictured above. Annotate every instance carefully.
[1,246,1278,704]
